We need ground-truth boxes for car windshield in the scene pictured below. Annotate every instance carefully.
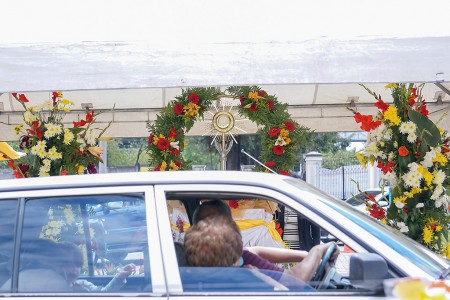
[283,177,449,279]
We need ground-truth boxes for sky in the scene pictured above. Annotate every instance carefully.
[1,0,450,44]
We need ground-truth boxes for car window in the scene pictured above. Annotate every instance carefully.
[0,200,17,288]
[3,194,150,294]
[163,194,385,295]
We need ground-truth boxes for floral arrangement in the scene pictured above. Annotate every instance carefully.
[227,86,311,174]
[6,92,110,177]
[147,86,311,173]
[351,83,450,256]
[147,87,222,170]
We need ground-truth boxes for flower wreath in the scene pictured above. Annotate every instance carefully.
[147,86,311,174]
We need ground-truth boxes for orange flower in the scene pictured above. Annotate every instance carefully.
[398,146,409,157]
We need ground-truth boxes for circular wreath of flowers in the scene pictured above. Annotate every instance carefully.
[147,86,311,174]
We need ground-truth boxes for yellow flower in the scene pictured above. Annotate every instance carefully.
[356,152,367,168]
[444,243,450,260]
[279,129,289,138]
[160,161,167,171]
[248,91,263,100]
[76,164,85,174]
[284,137,291,145]
[14,124,24,135]
[423,226,433,244]
[393,196,407,207]
[169,161,180,171]
[63,129,74,144]
[184,102,200,117]
[418,166,433,186]
[385,83,398,89]
[47,146,62,160]
[433,152,448,165]
[436,225,442,232]
[383,106,401,126]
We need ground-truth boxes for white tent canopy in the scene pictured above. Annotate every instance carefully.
[1,0,450,140]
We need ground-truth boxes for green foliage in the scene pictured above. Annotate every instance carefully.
[182,136,220,169]
[322,150,359,169]
[107,138,149,167]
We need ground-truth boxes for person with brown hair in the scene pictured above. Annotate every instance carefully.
[184,216,243,267]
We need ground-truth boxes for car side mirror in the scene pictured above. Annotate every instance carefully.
[349,253,389,292]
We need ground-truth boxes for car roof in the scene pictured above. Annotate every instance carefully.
[0,171,294,193]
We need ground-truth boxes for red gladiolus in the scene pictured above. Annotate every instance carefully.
[229,200,239,209]
[265,161,276,168]
[267,100,273,110]
[86,111,94,123]
[249,102,257,111]
[157,138,170,150]
[268,127,281,137]
[369,204,386,219]
[28,121,44,139]
[11,93,17,98]
[73,119,87,128]
[18,94,29,103]
[377,161,395,174]
[60,170,69,176]
[52,92,59,101]
[273,145,284,155]
[239,96,245,106]
[418,101,429,116]
[398,146,409,157]
[168,127,177,139]
[354,112,381,132]
[374,98,389,113]
[188,93,200,104]
[170,147,180,156]
[173,103,184,115]
[284,121,295,131]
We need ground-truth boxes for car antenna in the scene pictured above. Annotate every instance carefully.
[240,148,276,174]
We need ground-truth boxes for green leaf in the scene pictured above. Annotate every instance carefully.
[408,108,441,147]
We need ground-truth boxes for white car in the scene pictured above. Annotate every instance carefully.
[0,171,448,299]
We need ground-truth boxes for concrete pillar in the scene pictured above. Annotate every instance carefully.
[368,163,378,189]
[305,151,322,187]
[98,140,108,173]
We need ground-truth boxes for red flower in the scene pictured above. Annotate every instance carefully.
[86,111,94,123]
[154,165,161,171]
[52,92,59,101]
[279,169,290,176]
[73,119,87,128]
[265,161,276,168]
[418,101,429,116]
[168,127,177,139]
[258,90,267,97]
[148,134,153,144]
[173,103,184,115]
[369,204,386,219]
[229,200,239,209]
[354,112,381,132]
[249,102,257,111]
[377,161,395,174]
[268,127,281,137]
[273,145,284,155]
[27,121,43,139]
[170,147,180,156]
[11,93,17,98]
[239,96,245,106]
[157,138,170,150]
[284,121,295,131]
[188,93,200,105]
[174,161,182,168]
[374,98,389,113]
[18,94,29,103]
[267,100,273,110]
[60,170,69,176]
[398,146,409,157]
[408,88,418,105]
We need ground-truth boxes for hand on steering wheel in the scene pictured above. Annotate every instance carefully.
[312,242,338,283]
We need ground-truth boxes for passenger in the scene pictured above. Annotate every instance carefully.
[184,216,242,267]
[192,199,339,282]
[57,241,136,292]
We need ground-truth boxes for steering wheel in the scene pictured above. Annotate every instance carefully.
[312,243,337,284]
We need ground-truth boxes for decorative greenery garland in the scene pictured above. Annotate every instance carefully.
[147,86,312,174]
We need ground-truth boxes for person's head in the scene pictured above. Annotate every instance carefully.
[184,216,243,267]
[57,242,84,284]
[192,199,232,225]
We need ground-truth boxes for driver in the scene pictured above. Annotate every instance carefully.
[191,199,339,282]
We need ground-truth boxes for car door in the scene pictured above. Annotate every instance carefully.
[0,185,167,299]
